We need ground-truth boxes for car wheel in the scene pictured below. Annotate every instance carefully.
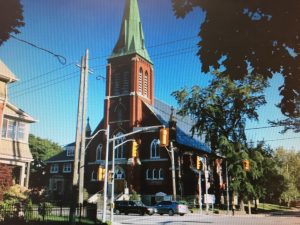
[148,212,153,216]
[140,211,145,216]
[179,213,184,216]
[115,209,120,215]
[159,213,163,215]
[125,211,128,215]
[168,210,174,216]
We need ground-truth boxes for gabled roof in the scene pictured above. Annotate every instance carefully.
[146,99,211,154]
[46,143,74,163]
[0,59,17,83]
[4,101,36,123]
[109,0,152,63]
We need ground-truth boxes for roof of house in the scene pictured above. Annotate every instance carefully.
[109,0,151,63]
[46,143,74,163]
[146,99,211,154]
[4,102,36,123]
[0,59,17,82]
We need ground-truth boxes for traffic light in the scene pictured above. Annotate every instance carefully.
[243,159,250,171]
[159,128,169,147]
[196,156,202,170]
[97,166,106,181]
[132,140,139,157]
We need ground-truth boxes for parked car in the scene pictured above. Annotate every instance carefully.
[114,200,156,215]
[155,201,189,216]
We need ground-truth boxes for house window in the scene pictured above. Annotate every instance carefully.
[138,68,143,94]
[150,139,160,159]
[91,170,97,181]
[1,118,28,142]
[146,168,164,180]
[66,147,74,156]
[146,169,151,180]
[159,169,165,180]
[114,167,125,180]
[50,164,59,173]
[63,163,71,173]
[115,132,125,159]
[96,144,102,161]
[144,71,148,97]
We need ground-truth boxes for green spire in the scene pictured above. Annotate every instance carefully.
[110,0,152,63]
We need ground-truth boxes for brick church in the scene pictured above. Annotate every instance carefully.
[47,0,218,205]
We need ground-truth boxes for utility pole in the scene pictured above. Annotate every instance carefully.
[70,53,85,224]
[72,56,85,187]
[79,49,89,205]
[170,141,176,201]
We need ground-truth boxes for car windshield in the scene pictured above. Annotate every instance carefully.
[134,201,144,206]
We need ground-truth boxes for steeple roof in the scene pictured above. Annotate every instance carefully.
[110,0,152,63]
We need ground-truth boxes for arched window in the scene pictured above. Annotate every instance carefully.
[138,68,143,94]
[96,144,102,161]
[150,139,160,159]
[146,169,152,180]
[115,132,125,159]
[153,169,159,180]
[114,166,125,180]
[144,71,148,97]
[159,169,165,180]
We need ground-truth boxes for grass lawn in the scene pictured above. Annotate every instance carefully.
[257,203,292,212]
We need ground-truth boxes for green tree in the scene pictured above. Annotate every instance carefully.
[29,134,63,188]
[0,0,24,46]
[274,147,300,206]
[172,0,300,118]
[172,72,268,207]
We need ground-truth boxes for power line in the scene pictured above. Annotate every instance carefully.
[10,71,78,98]
[9,63,75,88]
[88,35,198,61]
[249,136,300,144]
[245,125,284,130]
[9,46,199,96]
[11,35,67,65]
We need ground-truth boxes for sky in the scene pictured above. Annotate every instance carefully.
[0,0,299,150]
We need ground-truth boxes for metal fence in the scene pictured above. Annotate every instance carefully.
[0,204,98,224]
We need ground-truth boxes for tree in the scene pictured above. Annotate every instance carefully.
[172,72,268,206]
[29,134,63,188]
[274,147,300,206]
[172,0,300,118]
[0,0,24,46]
[172,72,268,151]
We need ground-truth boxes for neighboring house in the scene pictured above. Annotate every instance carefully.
[45,142,75,199]
[45,122,91,199]
[0,59,36,199]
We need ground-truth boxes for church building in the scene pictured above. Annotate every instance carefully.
[84,0,212,204]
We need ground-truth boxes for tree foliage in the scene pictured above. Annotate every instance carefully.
[0,0,24,46]
[274,147,300,205]
[29,134,63,188]
[172,0,300,118]
[173,72,268,205]
[172,72,268,151]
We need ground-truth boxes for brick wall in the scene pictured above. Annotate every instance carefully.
[0,163,14,200]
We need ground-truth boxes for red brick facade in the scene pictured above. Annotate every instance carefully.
[0,163,14,200]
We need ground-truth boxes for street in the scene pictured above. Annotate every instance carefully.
[113,212,300,225]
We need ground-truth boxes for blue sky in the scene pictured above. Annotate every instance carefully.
[1,0,299,150]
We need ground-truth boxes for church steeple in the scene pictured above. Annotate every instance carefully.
[110,0,151,63]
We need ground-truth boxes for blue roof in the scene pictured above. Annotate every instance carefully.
[147,99,211,154]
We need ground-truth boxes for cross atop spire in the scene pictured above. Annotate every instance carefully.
[110,0,151,63]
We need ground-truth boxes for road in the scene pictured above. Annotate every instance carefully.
[113,212,300,225]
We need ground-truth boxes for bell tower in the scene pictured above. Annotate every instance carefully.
[104,0,154,129]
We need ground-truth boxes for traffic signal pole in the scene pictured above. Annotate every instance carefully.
[170,141,176,201]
